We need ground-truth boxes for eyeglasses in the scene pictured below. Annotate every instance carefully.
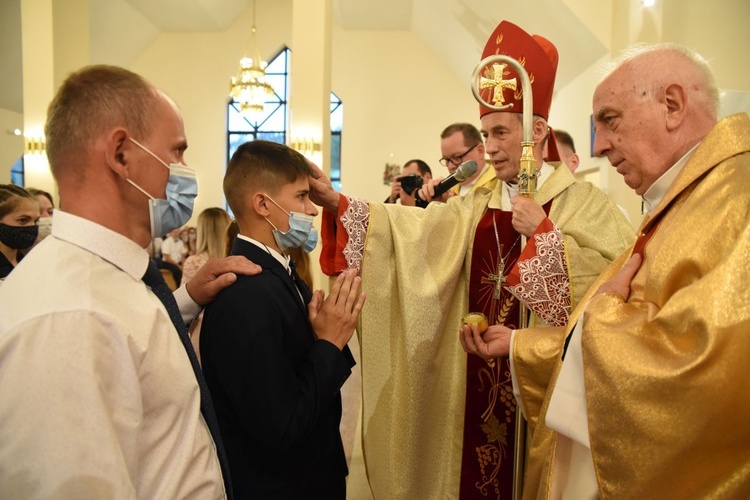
[439,142,479,168]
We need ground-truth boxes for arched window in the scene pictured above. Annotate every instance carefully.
[227,47,343,190]
[10,157,24,187]
[330,92,342,190]
[227,47,290,157]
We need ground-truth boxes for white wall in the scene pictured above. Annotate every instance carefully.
[548,0,750,229]
[131,0,294,223]
[331,24,479,202]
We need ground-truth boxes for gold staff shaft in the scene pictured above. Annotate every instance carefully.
[471,55,537,500]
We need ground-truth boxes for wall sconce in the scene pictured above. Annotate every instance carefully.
[291,137,321,157]
[24,136,46,155]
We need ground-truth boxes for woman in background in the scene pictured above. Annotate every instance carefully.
[186,226,198,257]
[0,185,40,279]
[181,208,231,286]
[225,219,239,257]
[25,188,54,248]
[182,207,231,362]
[26,188,54,218]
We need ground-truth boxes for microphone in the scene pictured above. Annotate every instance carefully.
[415,160,478,207]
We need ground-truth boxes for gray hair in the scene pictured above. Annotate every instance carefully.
[602,43,719,116]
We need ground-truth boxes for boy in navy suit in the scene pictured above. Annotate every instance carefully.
[201,140,365,499]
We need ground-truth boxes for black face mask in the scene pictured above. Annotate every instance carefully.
[0,223,39,250]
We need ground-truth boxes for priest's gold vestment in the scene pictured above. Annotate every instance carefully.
[513,113,750,499]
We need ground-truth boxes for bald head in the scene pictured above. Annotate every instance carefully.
[603,44,719,120]
[592,44,719,195]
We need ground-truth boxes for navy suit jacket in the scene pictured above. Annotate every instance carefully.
[201,238,355,499]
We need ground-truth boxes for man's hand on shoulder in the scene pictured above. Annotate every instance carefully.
[185,256,262,306]
[308,268,366,350]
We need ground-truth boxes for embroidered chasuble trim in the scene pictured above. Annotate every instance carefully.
[341,195,369,272]
[505,218,570,327]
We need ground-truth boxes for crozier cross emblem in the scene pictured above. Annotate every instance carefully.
[480,63,517,106]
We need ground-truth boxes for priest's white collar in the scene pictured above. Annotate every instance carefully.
[642,142,700,215]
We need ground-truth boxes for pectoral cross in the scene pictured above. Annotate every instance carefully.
[480,63,517,106]
[482,258,506,300]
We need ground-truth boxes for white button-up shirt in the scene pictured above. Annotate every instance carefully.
[0,211,225,499]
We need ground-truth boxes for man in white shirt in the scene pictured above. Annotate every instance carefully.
[0,65,260,499]
[162,228,187,264]
[161,227,187,283]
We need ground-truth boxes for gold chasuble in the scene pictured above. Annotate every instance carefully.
[320,164,634,499]
[513,113,750,499]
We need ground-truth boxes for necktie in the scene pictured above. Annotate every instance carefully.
[289,259,311,304]
[141,262,233,499]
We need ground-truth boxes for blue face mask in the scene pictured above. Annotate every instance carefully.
[127,138,198,237]
[265,195,318,253]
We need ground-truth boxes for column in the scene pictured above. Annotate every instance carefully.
[290,0,333,290]
[21,0,88,203]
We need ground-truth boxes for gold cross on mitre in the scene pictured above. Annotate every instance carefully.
[480,63,517,106]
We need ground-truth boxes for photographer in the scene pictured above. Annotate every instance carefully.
[384,159,432,207]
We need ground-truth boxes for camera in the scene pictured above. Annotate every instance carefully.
[400,174,423,195]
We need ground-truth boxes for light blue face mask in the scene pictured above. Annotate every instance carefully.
[265,195,318,253]
[127,138,198,237]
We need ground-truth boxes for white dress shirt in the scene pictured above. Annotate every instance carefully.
[161,236,187,264]
[237,234,304,301]
[238,234,291,272]
[0,210,224,499]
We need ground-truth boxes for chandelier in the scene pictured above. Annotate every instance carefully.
[229,1,275,116]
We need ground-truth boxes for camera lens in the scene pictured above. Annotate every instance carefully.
[400,174,423,195]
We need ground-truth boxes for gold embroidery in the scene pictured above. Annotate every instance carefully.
[514,72,533,101]
[475,361,516,498]
[480,63,517,106]
[497,294,514,325]
[479,260,517,326]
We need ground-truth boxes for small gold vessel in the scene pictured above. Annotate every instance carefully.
[462,312,488,333]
